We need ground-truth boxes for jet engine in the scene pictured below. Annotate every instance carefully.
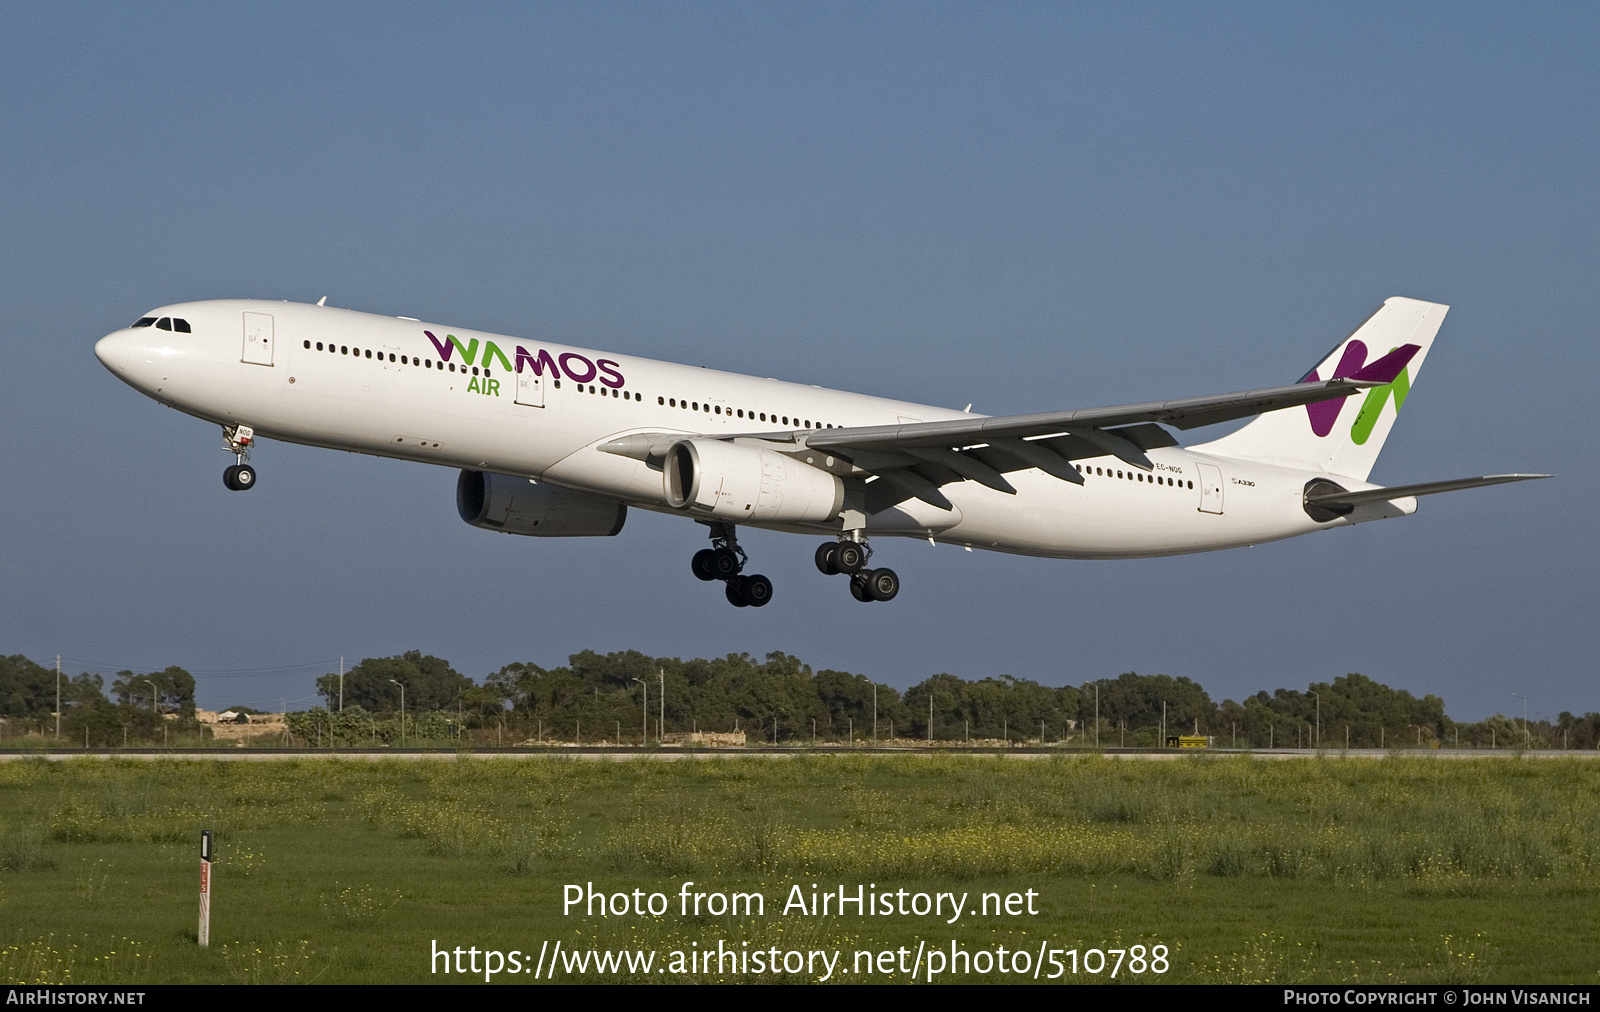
[456,470,627,537]
[664,439,843,524]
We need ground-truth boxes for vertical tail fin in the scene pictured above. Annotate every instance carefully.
[1191,297,1447,480]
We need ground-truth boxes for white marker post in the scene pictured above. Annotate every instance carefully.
[198,830,214,947]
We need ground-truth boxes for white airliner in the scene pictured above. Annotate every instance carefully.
[94,296,1545,607]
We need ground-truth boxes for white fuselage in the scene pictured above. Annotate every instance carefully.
[94,300,1410,558]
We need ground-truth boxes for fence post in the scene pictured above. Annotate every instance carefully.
[199,830,214,946]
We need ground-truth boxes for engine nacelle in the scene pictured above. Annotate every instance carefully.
[456,470,627,537]
[664,439,844,524]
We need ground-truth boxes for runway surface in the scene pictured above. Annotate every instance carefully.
[0,747,1592,762]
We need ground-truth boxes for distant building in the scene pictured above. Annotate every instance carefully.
[661,731,747,747]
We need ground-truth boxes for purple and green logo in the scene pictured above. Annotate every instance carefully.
[1301,341,1419,444]
[424,331,626,395]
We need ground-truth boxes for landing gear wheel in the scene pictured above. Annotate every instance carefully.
[692,549,719,581]
[223,464,256,491]
[835,541,868,574]
[849,574,874,602]
[814,542,840,576]
[711,547,742,579]
[864,567,899,602]
[743,574,773,607]
[726,577,751,607]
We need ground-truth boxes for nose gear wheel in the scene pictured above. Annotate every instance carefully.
[221,425,257,492]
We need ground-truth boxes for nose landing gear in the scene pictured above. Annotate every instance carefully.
[692,522,773,608]
[221,425,257,491]
[816,537,899,603]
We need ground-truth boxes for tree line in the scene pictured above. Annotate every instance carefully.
[2,649,1595,749]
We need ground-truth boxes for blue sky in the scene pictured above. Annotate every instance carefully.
[1,3,1593,720]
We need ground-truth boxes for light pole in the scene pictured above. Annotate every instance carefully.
[55,656,61,740]
[1512,692,1528,746]
[1094,681,1100,748]
[658,669,665,744]
[872,684,878,745]
[338,657,344,713]
[632,677,647,746]
[1310,690,1321,749]
[141,679,158,714]
[388,679,405,745]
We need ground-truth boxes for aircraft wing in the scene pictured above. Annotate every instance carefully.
[616,373,1408,515]
[790,377,1392,509]
[601,375,1402,511]
[809,377,1381,448]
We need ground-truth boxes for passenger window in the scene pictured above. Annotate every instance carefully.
[132,317,155,328]
[304,341,311,349]
[156,318,172,331]
[173,319,191,333]
[389,353,396,362]
[471,367,479,375]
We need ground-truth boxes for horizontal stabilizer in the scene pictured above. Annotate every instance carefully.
[1306,473,1552,508]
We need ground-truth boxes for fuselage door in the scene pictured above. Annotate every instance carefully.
[515,366,545,408]
[242,312,274,366]
[1197,462,1224,514]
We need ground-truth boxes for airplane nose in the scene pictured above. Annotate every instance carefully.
[95,330,130,373]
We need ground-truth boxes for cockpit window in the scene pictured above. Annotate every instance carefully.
[132,317,156,328]
[172,318,191,333]
[156,317,173,331]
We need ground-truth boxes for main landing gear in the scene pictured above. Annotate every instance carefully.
[222,424,257,491]
[692,523,773,608]
[815,538,899,603]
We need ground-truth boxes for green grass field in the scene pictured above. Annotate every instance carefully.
[0,754,1595,984]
